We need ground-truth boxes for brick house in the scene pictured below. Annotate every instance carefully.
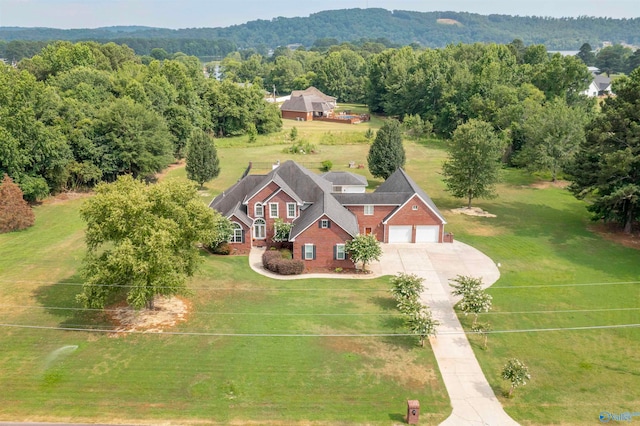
[209,160,449,271]
[281,87,337,121]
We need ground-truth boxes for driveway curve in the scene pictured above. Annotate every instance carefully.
[249,242,519,425]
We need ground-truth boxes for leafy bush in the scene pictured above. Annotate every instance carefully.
[212,242,231,255]
[321,160,333,172]
[283,140,317,154]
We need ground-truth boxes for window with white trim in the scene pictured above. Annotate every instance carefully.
[303,243,315,260]
[335,244,346,260]
[412,205,419,211]
[320,219,330,228]
[287,202,296,218]
[254,203,264,217]
[229,222,243,243]
[269,203,279,218]
[364,205,374,215]
[253,218,266,239]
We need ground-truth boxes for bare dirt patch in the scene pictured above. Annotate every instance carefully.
[436,18,462,26]
[107,295,190,335]
[323,337,437,390]
[155,159,185,181]
[451,207,496,218]
[40,191,92,205]
[530,180,570,190]
[589,223,640,250]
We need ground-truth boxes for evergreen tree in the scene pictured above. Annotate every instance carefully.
[0,174,35,233]
[567,69,640,234]
[576,43,596,66]
[367,119,405,179]
[185,129,220,187]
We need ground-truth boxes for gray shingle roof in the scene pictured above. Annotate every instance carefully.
[209,175,263,220]
[320,171,368,186]
[375,168,446,223]
[280,95,332,113]
[291,86,337,103]
[209,162,443,242]
[333,192,408,205]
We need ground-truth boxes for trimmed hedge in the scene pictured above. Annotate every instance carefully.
[262,249,304,275]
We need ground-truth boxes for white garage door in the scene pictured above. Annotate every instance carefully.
[415,225,439,243]
[388,226,412,243]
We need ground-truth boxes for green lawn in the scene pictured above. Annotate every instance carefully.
[1,121,639,424]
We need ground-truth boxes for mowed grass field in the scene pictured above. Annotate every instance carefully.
[1,113,639,424]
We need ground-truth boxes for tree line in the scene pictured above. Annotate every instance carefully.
[2,8,640,55]
[0,41,282,200]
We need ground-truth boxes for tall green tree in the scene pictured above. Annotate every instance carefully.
[595,44,632,76]
[186,129,220,187]
[567,69,640,234]
[367,119,405,179]
[576,43,596,66]
[515,98,587,181]
[442,119,505,208]
[78,175,226,310]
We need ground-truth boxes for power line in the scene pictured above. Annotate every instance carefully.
[491,281,640,289]
[1,304,638,316]
[2,278,640,291]
[0,304,401,316]
[0,322,638,336]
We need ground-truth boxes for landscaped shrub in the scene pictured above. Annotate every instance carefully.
[262,250,304,275]
[262,250,282,272]
[276,259,304,275]
[321,160,333,172]
[212,242,231,255]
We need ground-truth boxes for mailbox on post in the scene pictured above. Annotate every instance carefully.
[406,399,420,424]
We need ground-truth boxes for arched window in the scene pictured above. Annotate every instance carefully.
[254,203,264,218]
[229,222,243,243]
[253,218,266,239]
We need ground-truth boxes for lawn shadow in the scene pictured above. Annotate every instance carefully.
[388,412,406,422]
[32,273,114,330]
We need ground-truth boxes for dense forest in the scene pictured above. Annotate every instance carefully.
[2,8,640,60]
[0,41,282,200]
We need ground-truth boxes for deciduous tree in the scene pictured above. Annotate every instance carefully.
[0,174,35,233]
[442,119,505,208]
[516,98,587,181]
[345,233,382,272]
[78,175,226,310]
[502,358,531,398]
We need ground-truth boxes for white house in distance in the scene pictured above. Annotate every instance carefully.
[582,73,612,97]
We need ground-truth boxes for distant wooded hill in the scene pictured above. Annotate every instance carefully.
[1,8,639,54]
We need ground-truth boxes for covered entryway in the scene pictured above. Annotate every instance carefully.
[388,225,412,243]
[415,225,439,243]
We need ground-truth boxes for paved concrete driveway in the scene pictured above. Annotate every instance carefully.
[375,242,518,426]
[250,242,519,425]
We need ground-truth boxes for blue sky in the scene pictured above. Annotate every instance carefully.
[0,0,637,29]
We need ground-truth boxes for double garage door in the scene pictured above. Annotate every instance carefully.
[388,225,439,243]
